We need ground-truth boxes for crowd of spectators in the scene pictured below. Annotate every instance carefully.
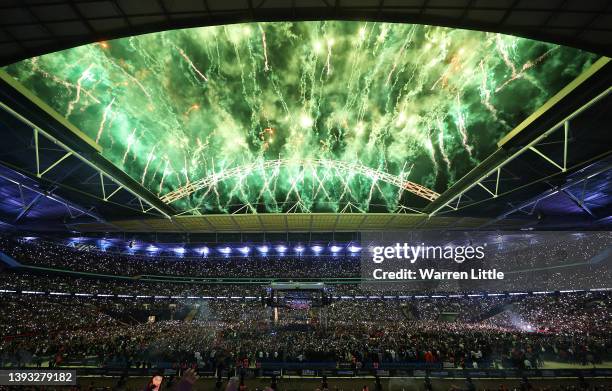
[1,285,610,372]
[0,295,119,336]
[1,234,611,382]
[486,294,612,335]
[0,237,360,278]
[1,235,610,293]
[483,232,611,270]
[0,271,264,297]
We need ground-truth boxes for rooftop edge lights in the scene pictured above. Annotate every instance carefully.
[218,246,232,255]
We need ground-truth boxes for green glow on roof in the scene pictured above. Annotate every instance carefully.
[3,22,598,214]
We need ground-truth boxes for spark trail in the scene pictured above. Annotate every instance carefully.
[66,63,94,118]
[259,24,270,72]
[141,144,157,185]
[122,127,137,164]
[178,47,209,82]
[95,98,114,144]
[455,94,473,157]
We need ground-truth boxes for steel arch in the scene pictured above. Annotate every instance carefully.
[160,158,439,205]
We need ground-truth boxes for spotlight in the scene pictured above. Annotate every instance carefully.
[330,245,342,253]
[348,245,361,253]
[312,245,323,253]
[99,239,110,252]
[238,246,251,255]
[197,247,209,256]
[173,247,186,255]
[219,246,231,255]
[146,245,159,252]
[276,245,287,253]
[295,245,305,253]
[258,245,269,254]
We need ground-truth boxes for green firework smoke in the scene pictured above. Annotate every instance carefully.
[3,22,598,214]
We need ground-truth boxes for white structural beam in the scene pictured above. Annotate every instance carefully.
[0,101,172,219]
[428,85,611,217]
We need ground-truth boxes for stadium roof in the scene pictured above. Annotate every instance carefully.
[1,0,611,66]
[0,6,610,234]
